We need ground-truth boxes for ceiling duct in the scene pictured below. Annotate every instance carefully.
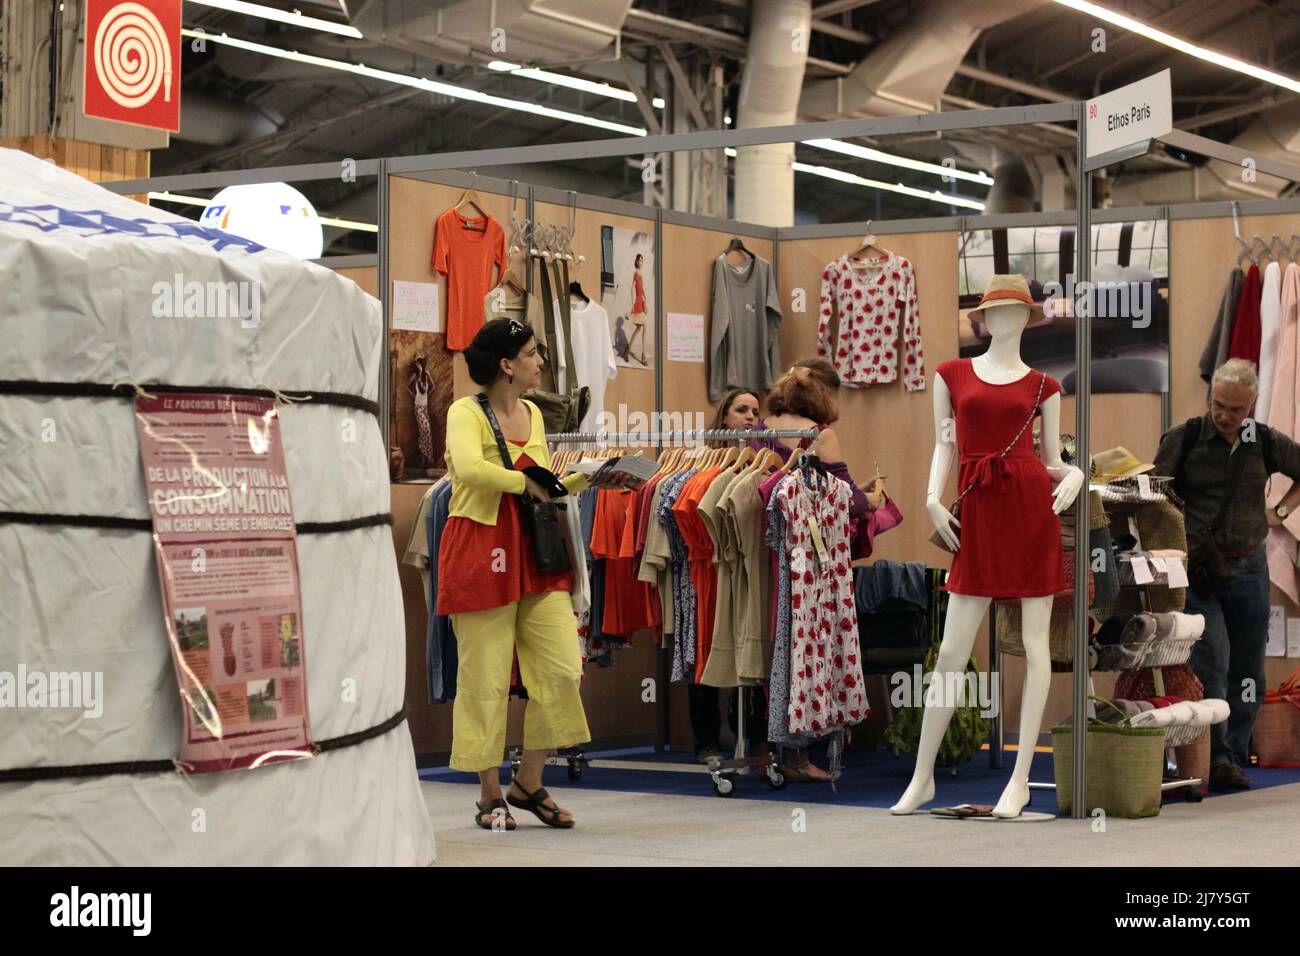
[352,0,631,64]
[800,0,1043,118]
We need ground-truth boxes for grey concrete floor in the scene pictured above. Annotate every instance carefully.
[421,778,1300,866]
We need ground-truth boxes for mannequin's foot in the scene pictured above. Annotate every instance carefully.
[889,776,934,815]
[993,780,1031,818]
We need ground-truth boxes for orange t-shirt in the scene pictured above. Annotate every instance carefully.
[432,207,505,351]
[672,466,723,683]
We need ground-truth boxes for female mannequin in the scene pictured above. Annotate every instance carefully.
[891,278,1084,819]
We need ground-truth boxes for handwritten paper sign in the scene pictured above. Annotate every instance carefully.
[667,312,705,362]
[392,280,440,333]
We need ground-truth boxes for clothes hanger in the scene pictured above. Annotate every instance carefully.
[1269,234,1287,262]
[731,446,756,472]
[453,173,487,229]
[569,280,590,303]
[780,445,804,474]
[724,236,753,266]
[850,220,890,261]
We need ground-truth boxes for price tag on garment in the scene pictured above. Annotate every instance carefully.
[807,516,830,565]
[1162,556,1189,589]
[1128,555,1155,585]
[1268,606,1286,657]
[1136,474,1152,498]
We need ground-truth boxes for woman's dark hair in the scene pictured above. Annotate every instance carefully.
[634,253,644,268]
[766,357,840,425]
[464,318,536,387]
[708,388,761,447]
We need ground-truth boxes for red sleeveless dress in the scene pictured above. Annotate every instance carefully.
[937,358,1067,598]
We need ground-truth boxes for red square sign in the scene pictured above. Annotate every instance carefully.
[83,0,182,132]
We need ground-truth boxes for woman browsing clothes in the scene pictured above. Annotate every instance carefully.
[438,318,592,830]
[748,357,873,782]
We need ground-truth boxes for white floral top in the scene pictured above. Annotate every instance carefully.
[817,253,925,391]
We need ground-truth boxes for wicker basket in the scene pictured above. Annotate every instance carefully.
[1252,669,1300,768]
[1053,705,1168,819]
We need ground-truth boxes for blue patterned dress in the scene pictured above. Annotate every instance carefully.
[657,470,698,683]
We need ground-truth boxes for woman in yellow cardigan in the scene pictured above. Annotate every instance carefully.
[438,318,592,829]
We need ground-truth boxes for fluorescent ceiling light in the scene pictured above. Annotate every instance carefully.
[723,148,986,208]
[180,30,648,136]
[803,138,993,185]
[793,162,986,210]
[148,191,378,232]
[187,0,363,39]
[489,60,665,109]
[1052,0,1300,94]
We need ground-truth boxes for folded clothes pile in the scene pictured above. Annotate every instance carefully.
[1115,549,1187,587]
[1066,697,1229,728]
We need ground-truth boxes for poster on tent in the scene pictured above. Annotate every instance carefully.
[135,393,313,773]
[956,221,1170,393]
[602,224,656,370]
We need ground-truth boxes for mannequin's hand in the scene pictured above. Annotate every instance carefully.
[927,498,960,551]
[1049,465,1085,514]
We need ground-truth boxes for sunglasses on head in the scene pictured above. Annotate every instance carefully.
[508,319,529,336]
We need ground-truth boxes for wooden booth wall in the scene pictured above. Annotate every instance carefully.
[1170,210,1300,691]
[334,266,377,298]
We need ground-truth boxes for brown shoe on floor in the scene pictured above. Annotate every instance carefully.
[1209,762,1250,791]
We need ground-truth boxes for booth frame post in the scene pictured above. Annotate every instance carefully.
[1072,104,1092,821]
[377,158,391,452]
[654,204,670,754]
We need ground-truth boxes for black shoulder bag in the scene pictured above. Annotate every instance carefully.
[474,394,572,574]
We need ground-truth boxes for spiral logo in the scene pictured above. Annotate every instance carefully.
[93,3,173,109]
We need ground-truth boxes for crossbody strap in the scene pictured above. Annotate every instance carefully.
[951,370,1048,507]
[473,393,517,474]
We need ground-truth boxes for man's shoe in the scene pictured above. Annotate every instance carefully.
[1209,762,1250,791]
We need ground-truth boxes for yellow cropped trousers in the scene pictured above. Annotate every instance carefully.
[449,590,591,772]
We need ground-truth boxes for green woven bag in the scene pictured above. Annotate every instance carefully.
[1052,696,1167,819]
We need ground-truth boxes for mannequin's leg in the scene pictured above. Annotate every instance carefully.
[993,595,1053,818]
[889,593,990,814]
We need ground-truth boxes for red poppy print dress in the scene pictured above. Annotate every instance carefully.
[937,358,1068,598]
[817,253,925,391]
[774,469,868,737]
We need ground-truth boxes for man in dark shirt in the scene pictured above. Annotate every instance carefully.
[1153,359,1300,790]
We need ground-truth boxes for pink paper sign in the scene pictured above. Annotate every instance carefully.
[135,393,313,773]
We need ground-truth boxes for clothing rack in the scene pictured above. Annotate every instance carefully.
[532,426,819,796]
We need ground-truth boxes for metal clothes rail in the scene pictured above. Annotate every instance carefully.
[537,426,818,796]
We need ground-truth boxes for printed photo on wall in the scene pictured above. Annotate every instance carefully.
[602,225,656,370]
[957,221,1170,393]
[390,331,450,480]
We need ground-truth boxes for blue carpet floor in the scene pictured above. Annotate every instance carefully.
[419,748,1300,814]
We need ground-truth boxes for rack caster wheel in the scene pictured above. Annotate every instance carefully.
[712,773,735,797]
[766,766,787,790]
[567,758,583,781]
[1184,786,1204,803]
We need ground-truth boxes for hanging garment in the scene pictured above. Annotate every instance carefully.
[708,254,783,402]
[432,207,506,351]
[617,481,662,641]
[773,468,869,737]
[1266,263,1300,604]
[1198,267,1243,384]
[401,481,441,602]
[673,466,725,683]
[424,481,458,703]
[730,471,775,684]
[817,252,925,391]
[749,420,873,517]
[548,296,618,432]
[591,487,645,638]
[657,470,699,682]
[937,359,1068,598]
[849,495,904,561]
[1227,263,1263,368]
[853,561,929,667]
[698,467,743,687]
[637,472,676,639]
[1257,261,1284,424]
[761,470,811,747]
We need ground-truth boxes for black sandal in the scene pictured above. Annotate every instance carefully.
[506,783,575,828]
[475,798,516,830]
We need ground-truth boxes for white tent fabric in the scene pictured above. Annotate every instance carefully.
[0,149,435,865]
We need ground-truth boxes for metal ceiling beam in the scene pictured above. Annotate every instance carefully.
[813,0,884,17]
[953,64,1072,103]
[622,8,849,76]
[618,58,662,135]
[1176,94,1290,131]
[811,18,872,44]
[1160,128,1300,184]
[659,45,710,130]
